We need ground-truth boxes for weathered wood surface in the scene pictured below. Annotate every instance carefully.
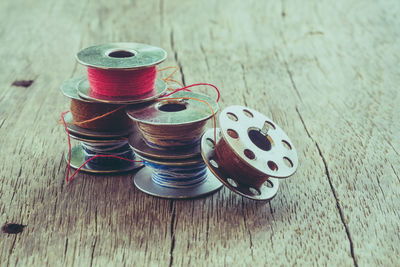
[0,0,399,266]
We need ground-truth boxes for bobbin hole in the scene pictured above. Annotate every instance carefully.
[227,112,238,122]
[227,129,239,139]
[249,187,261,196]
[263,180,273,188]
[206,138,215,148]
[210,159,219,168]
[248,127,272,151]
[243,109,254,118]
[158,101,187,112]
[227,178,238,188]
[282,140,292,150]
[267,161,278,171]
[244,149,256,160]
[107,50,135,58]
[283,157,293,168]
[264,121,276,130]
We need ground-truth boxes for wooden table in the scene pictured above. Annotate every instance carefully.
[1,0,399,266]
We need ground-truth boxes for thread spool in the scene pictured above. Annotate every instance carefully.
[133,153,222,199]
[61,77,135,137]
[201,106,298,201]
[127,91,222,198]
[126,91,219,152]
[76,42,168,104]
[67,141,142,174]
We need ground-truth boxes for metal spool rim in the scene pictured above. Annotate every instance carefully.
[201,128,280,201]
[128,130,201,160]
[133,167,222,199]
[64,112,133,138]
[66,145,142,174]
[218,105,298,178]
[126,91,219,126]
[76,42,167,70]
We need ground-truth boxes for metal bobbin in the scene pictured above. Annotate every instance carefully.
[201,105,298,201]
[66,144,142,174]
[132,150,222,199]
[61,77,143,173]
[76,42,168,104]
[127,91,222,198]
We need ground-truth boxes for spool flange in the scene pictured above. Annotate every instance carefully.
[66,144,142,174]
[128,129,201,160]
[76,42,167,70]
[218,105,298,178]
[63,112,133,138]
[134,167,222,199]
[201,128,279,201]
[126,91,219,125]
[76,42,168,104]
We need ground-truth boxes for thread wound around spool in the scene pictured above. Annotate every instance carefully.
[201,128,279,201]
[66,145,142,174]
[219,105,298,178]
[129,129,201,160]
[134,167,222,199]
[76,43,167,70]
[63,112,133,138]
[78,77,167,104]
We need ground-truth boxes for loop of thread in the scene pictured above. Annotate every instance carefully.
[87,66,157,97]
[143,161,208,189]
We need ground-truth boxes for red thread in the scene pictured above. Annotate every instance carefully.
[164,83,221,102]
[87,66,157,97]
[61,112,142,183]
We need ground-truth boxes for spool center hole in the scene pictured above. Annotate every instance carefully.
[158,101,187,112]
[108,50,135,58]
[248,128,272,151]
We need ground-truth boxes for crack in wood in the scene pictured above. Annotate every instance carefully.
[200,44,210,72]
[296,107,358,267]
[283,60,303,103]
[169,200,176,267]
[90,236,97,267]
[6,235,17,266]
[391,164,400,183]
[240,64,249,106]
[241,199,254,259]
[170,29,186,86]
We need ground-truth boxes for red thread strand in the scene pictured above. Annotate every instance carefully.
[163,83,221,102]
[61,112,142,183]
[87,66,157,97]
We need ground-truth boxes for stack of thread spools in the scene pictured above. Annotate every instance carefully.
[60,42,299,201]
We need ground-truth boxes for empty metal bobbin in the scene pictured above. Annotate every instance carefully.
[75,42,168,104]
[201,105,298,201]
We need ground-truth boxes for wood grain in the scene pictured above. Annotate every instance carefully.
[0,0,399,266]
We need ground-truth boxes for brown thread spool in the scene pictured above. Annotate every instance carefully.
[126,91,219,151]
[136,120,207,149]
[70,99,133,131]
[201,105,298,201]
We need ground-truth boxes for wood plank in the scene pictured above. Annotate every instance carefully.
[0,0,398,266]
